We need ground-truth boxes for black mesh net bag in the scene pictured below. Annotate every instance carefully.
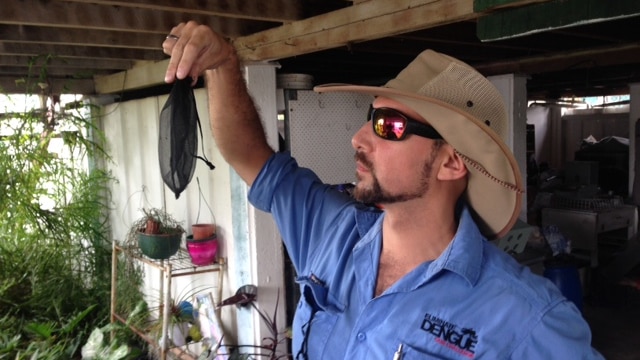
[159,78,215,199]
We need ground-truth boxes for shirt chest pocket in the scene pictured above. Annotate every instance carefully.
[397,343,461,360]
[294,275,345,359]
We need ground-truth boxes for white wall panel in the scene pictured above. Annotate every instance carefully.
[102,96,164,241]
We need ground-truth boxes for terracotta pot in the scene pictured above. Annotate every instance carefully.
[145,219,160,234]
[192,223,215,240]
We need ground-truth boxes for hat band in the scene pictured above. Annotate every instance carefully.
[455,150,524,194]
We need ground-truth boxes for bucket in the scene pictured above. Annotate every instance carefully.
[544,264,583,312]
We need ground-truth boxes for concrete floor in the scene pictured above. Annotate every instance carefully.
[585,305,640,360]
[583,266,640,360]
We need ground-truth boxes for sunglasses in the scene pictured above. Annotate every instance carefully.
[369,106,443,141]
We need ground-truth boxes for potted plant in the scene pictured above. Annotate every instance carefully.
[125,208,185,260]
[207,285,290,360]
[144,285,216,355]
[187,221,217,266]
[187,180,219,266]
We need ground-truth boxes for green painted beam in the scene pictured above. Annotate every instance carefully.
[474,0,547,12]
[477,0,640,41]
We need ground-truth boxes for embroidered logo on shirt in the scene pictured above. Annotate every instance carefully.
[420,313,478,358]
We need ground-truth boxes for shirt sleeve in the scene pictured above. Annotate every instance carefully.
[248,152,360,272]
[510,299,604,359]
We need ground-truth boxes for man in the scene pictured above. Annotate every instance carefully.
[163,21,603,359]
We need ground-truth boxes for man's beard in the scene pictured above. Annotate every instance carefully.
[353,149,438,205]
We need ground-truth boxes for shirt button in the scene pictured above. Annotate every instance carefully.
[356,332,366,341]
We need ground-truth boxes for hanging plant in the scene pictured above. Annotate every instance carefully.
[124,208,185,260]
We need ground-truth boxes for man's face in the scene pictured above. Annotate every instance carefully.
[353,147,439,205]
[351,98,442,206]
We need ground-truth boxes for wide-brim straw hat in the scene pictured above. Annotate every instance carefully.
[314,49,524,239]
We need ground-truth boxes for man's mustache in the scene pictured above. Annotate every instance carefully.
[354,151,372,170]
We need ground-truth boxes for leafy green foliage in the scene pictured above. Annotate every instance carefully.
[81,304,149,360]
[0,86,144,358]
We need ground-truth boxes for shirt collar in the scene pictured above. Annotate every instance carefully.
[355,205,382,239]
[355,204,485,287]
[427,205,485,286]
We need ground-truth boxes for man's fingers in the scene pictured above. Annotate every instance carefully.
[163,21,228,83]
[165,43,184,83]
[176,39,205,80]
[163,23,189,83]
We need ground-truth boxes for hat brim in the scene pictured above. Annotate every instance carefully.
[314,83,523,239]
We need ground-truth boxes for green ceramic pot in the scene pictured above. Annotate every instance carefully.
[137,231,182,259]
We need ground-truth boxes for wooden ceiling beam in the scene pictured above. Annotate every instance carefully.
[235,0,473,61]
[0,66,111,77]
[0,0,275,37]
[233,0,554,61]
[0,55,134,70]
[92,0,583,94]
[0,43,163,62]
[475,43,640,76]
[0,25,165,50]
[527,63,640,98]
[59,0,305,22]
[0,76,94,95]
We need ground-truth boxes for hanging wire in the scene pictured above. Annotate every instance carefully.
[120,185,153,227]
[195,177,216,226]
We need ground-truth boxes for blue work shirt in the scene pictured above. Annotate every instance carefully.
[249,152,603,359]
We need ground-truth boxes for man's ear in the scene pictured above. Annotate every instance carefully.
[437,145,467,181]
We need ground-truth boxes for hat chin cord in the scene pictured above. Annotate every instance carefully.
[454,149,524,194]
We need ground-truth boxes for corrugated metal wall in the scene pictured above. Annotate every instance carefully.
[98,88,239,335]
[98,63,286,351]
[101,90,238,242]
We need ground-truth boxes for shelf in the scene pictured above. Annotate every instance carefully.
[115,244,225,276]
[111,243,225,360]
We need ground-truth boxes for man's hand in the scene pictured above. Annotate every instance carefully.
[162,21,273,186]
[162,21,234,84]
